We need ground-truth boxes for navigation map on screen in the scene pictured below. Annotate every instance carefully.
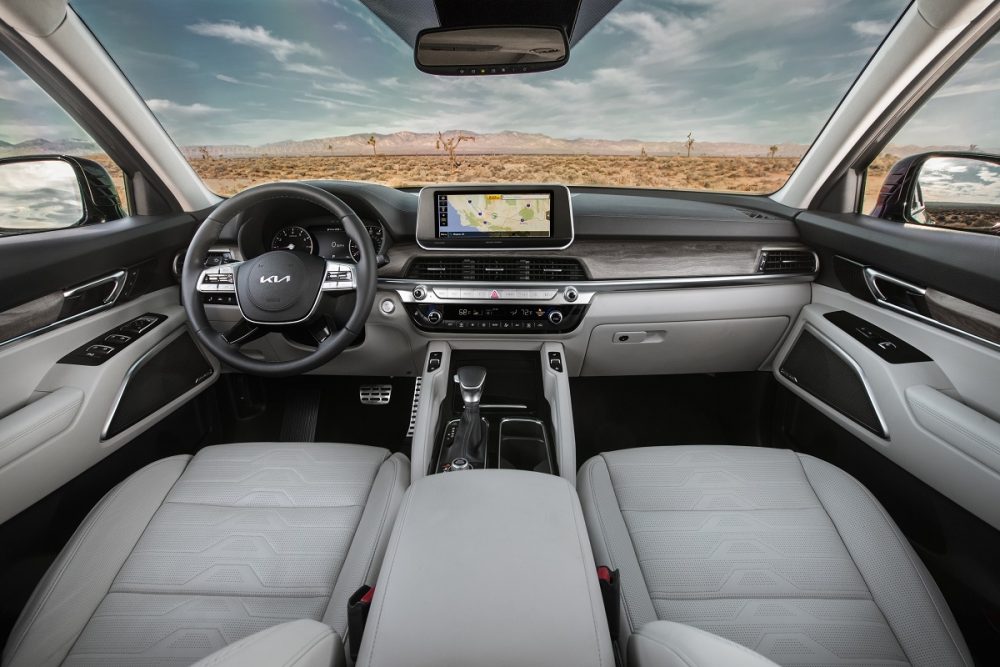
[436,192,551,238]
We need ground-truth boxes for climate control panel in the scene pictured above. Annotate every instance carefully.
[405,303,587,333]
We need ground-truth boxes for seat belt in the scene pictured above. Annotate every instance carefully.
[597,566,624,666]
[347,585,375,661]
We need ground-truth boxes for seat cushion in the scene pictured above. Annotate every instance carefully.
[2,443,408,667]
[578,446,972,667]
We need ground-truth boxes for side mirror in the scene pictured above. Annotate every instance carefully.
[871,151,1000,234]
[0,155,125,235]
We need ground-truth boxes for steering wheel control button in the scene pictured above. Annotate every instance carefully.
[380,299,396,315]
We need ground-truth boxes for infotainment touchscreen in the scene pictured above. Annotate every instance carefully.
[435,192,551,238]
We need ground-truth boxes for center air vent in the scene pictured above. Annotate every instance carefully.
[406,257,587,282]
[757,249,818,274]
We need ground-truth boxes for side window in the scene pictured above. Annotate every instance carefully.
[864,35,999,236]
[0,52,126,235]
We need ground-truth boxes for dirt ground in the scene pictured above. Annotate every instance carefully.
[91,153,894,213]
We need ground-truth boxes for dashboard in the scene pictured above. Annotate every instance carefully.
[205,181,817,372]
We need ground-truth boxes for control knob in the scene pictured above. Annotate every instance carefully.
[426,309,443,325]
[548,309,564,326]
[413,284,428,300]
[564,286,579,302]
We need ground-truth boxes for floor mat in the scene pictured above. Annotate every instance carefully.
[570,372,775,466]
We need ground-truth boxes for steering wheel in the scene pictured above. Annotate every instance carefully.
[181,182,377,377]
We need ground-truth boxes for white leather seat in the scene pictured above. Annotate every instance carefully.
[578,446,973,667]
[2,443,408,667]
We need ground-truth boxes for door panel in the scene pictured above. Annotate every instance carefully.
[774,284,1000,529]
[0,288,217,524]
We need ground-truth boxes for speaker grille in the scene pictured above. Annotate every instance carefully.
[780,329,885,437]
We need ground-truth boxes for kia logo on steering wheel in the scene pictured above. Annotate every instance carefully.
[260,275,291,284]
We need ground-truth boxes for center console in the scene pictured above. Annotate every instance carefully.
[354,470,614,667]
[428,350,559,476]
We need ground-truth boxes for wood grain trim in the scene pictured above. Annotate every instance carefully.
[925,289,1000,346]
[379,240,811,280]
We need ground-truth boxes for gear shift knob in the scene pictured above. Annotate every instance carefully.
[454,366,487,406]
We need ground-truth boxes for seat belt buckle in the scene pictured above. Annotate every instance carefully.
[597,566,621,642]
[347,585,375,661]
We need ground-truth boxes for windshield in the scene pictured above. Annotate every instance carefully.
[69,0,908,195]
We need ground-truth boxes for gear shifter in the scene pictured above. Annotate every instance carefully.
[446,366,488,469]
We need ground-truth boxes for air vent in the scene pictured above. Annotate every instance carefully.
[739,208,773,220]
[406,257,587,282]
[757,249,818,274]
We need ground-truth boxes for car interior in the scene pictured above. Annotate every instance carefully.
[0,0,999,666]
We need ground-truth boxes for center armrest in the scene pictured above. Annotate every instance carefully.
[356,470,614,667]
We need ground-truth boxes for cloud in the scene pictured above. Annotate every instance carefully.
[283,62,355,80]
[215,74,241,84]
[145,99,225,115]
[851,20,891,38]
[786,72,854,87]
[187,20,322,62]
[313,81,374,97]
[127,48,199,70]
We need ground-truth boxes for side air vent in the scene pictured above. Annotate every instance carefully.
[757,249,818,274]
[739,208,773,220]
[406,257,587,282]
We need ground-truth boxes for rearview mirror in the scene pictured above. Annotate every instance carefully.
[871,151,1000,235]
[0,155,125,235]
[415,26,568,76]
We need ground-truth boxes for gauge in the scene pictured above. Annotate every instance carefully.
[271,226,315,254]
[349,222,386,262]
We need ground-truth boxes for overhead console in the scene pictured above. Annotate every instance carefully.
[416,184,574,250]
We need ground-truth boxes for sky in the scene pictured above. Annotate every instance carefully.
[1,0,997,151]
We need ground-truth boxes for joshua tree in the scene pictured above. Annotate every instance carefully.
[436,131,475,170]
[198,146,211,160]
[640,146,648,158]
[366,135,378,156]
[768,144,779,158]
[685,132,695,158]
[970,144,980,152]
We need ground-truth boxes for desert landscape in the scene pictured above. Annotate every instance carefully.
[5,130,902,213]
[156,152,895,214]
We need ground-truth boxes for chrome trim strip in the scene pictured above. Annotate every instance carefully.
[379,271,815,303]
[0,270,128,350]
[101,326,215,440]
[63,270,128,301]
[415,185,575,251]
[784,323,890,439]
[863,267,1000,354]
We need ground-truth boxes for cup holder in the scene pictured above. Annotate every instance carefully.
[498,418,553,474]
